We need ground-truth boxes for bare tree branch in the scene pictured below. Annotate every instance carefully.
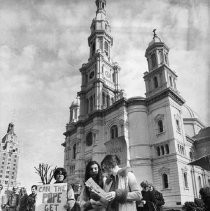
[34,163,57,184]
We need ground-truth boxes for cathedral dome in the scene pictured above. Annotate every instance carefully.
[182,104,200,119]
[148,35,162,46]
[193,127,210,140]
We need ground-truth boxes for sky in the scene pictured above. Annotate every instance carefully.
[0,0,209,191]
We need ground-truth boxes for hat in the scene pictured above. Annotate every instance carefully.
[53,168,67,180]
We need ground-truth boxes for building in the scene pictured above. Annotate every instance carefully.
[0,123,19,189]
[62,0,210,207]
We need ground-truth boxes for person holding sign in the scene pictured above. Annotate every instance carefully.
[101,155,142,211]
[53,168,75,210]
[79,161,105,211]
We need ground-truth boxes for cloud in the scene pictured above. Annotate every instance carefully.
[0,0,209,189]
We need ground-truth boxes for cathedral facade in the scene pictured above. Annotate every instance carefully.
[62,0,209,207]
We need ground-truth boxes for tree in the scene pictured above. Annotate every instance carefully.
[34,163,57,184]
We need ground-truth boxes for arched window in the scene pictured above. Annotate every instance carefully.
[184,172,188,188]
[110,125,118,139]
[158,120,163,133]
[169,76,173,87]
[162,173,169,189]
[107,95,110,107]
[165,144,169,154]
[90,96,93,112]
[92,43,95,56]
[104,41,109,56]
[164,54,168,65]
[189,152,193,160]
[176,119,180,132]
[112,72,115,83]
[159,50,164,64]
[111,98,114,104]
[161,146,165,155]
[86,132,93,147]
[154,76,158,88]
[73,144,76,159]
[102,92,106,106]
[86,99,89,113]
[102,2,105,9]
[151,53,157,68]
[157,147,160,156]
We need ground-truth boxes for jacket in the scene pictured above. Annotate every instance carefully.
[6,193,19,211]
[103,168,141,211]
[141,190,156,211]
[26,194,36,211]
[79,186,105,211]
[17,194,28,211]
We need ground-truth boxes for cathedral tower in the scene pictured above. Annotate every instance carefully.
[144,29,180,100]
[78,0,121,120]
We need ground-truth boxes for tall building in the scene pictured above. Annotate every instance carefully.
[62,0,210,207]
[0,123,19,189]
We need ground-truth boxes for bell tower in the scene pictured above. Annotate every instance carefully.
[144,29,179,99]
[78,0,121,120]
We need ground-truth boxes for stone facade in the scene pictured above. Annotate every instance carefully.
[62,0,210,208]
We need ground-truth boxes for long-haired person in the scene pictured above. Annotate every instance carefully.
[17,187,28,211]
[148,183,164,211]
[79,160,104,211]
[138,181,156,211]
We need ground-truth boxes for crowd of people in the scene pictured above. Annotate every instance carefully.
[14,154,210,211]
[0,154,166,211]
[0,184,37,211]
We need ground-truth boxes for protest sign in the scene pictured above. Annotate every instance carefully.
[35,183,67,211]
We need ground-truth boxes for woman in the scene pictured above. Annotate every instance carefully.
[139,181,156,211]
[79,161,104,211]
[148,184,164,211]
[53,167,76,210]
[17,187,28,211]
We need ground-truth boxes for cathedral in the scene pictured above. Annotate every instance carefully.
[62,0,210,208]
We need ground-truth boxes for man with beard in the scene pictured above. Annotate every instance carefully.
[79,161,104,211]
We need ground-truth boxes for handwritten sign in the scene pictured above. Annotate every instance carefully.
[35,183,67,211]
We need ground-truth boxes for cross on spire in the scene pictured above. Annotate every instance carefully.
[153,29,157,39]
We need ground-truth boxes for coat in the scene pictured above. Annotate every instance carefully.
[103,168,141,211]
[140,190,156,211]
[151,190,164,211]
[6,193,19,211]
[17,195,28,211]
[26,194,36,211]
[79,186,105,211]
